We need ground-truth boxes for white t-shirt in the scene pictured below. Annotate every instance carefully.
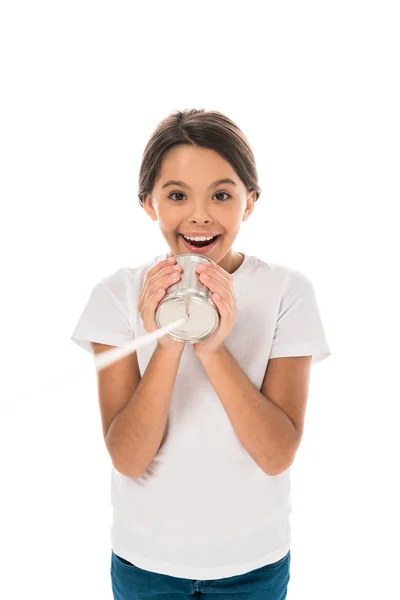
[71,251,331,580]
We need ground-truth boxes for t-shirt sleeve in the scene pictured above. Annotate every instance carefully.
[269,269,331,365]
[71,269,134,354]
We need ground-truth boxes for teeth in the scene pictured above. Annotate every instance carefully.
[183,235,216,242]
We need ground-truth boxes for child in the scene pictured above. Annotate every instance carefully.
[71,109,331,599]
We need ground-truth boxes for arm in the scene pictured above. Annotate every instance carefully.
[106,344,183,478]
[198,346,311,476]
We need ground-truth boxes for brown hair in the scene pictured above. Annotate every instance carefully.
[138,109,261,207]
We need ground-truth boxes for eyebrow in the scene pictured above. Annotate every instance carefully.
[161,178,237,190]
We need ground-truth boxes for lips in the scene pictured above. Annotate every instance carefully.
[178,233,222,255]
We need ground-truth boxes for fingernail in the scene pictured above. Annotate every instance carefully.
[168,257,176,263]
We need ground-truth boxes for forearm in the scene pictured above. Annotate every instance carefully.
[107,344,183,478]
[198,346,298,476]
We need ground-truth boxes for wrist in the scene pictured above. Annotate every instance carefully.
[194,344,226,361]
[156,343,185,359]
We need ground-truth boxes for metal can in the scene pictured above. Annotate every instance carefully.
[155,253,220,343]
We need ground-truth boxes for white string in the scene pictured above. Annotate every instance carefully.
[7,318,188,405]
[94,317,188,371]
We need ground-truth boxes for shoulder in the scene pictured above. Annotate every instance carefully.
[248,255,308,292]
[244,257,318,310]
[98,266,132,292]
[98,254,165,295]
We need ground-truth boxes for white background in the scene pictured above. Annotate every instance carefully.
[1,1,399,598]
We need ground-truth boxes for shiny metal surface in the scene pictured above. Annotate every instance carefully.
[155,254,220,343]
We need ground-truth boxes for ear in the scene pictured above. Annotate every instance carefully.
[242,190,257,222]
[142,194,158,222]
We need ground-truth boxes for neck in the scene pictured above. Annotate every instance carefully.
[217,250,244,274]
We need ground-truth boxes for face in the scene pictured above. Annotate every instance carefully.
[142,144,256,274]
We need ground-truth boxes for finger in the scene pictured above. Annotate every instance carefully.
[199,271,234,305]
[141,286,167,329]
[145,262,179,296]
[144,287,166,323]
[140,269,182,319]
[212,292,234,320]
[138,261,164,301]
[152,256,177,274]
[144,266,182,323]
[139,258,177,298]
[147,269,182,299]
[138,263,181,310]
[197,262,233,283]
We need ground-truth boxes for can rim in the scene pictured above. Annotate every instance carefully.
[155,294,219,343]
[173,253,215,265]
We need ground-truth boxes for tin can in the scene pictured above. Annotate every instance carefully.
[155,253,220,343]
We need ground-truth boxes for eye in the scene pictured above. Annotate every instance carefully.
[168,191,231,202]
[214,191,231,201]
[168,192,186,201]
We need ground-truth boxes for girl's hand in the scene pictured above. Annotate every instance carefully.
[137,257,185,354]
[193,262,237,357]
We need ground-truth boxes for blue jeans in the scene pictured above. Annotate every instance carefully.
[111,549,291,599]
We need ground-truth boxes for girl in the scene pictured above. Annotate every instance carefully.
[71,109,331,599]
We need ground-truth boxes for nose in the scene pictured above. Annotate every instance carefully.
[190,216,212,225]
[188,202,213,225]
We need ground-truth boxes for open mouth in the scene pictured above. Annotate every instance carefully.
[178,234,222,253]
